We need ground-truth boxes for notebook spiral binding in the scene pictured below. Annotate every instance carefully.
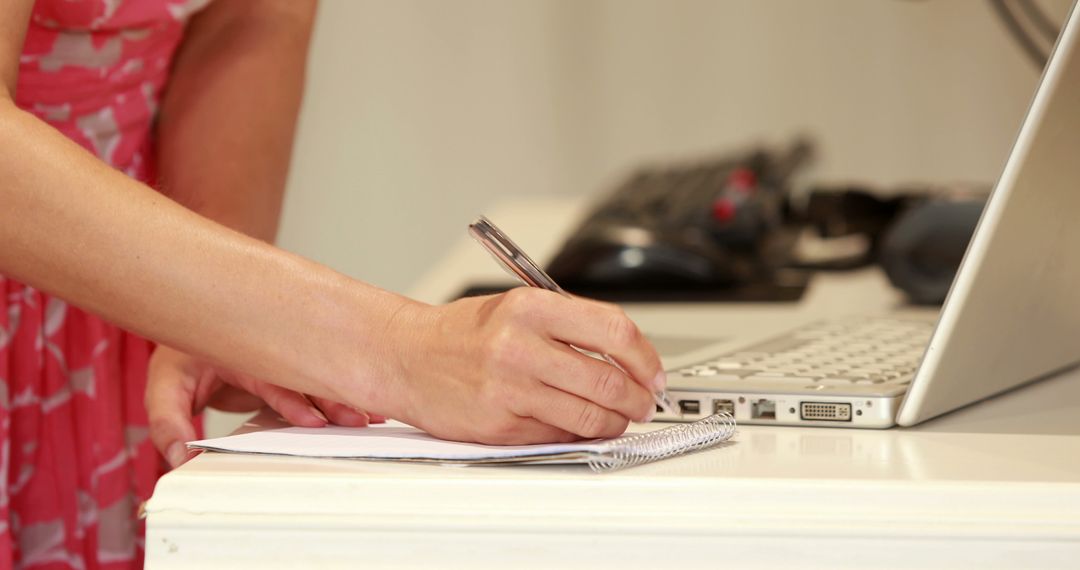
[587,412,737,473]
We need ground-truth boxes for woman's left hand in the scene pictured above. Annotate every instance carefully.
[146,345,382,468]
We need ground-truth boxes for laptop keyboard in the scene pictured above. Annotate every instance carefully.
[676,318,935,390]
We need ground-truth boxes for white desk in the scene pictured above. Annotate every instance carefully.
[145,197,1080,569]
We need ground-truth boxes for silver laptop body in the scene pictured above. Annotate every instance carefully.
[659,1,1080,428]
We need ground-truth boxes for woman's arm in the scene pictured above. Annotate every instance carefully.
[0,94,403,404]
[0,0,399,408]
[156,0,314,240]
[146,1,370,460]
[0,0,664,445]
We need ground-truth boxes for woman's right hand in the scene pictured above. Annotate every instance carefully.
[381,288,665,445]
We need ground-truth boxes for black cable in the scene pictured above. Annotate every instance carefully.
[989,0,1049,68]
[1017,0,1061,41]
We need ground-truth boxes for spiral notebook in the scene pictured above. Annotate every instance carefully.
[188,413,736,472]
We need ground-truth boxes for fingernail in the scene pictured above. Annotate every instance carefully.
[652,371,668,392]
[642,406,656,423]
[309,406,329,424]
[166,442,188,469]
[350,408,371,425]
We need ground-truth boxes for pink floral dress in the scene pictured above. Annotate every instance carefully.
[2,1,209,567]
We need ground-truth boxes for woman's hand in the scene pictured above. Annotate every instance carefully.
[383,288,665,445]
[146,345,382,468]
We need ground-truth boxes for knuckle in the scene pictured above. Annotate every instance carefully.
[482,326,523,372]
[252,384,282,408]
[499,287,537,318]
[574,403,608,438]
[606,312,641,349]
[593,365,625,404]
[148,415,175,439]
[476,366,525,416]
[483,378,517,415]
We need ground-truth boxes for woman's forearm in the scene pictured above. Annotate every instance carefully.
[156,0,315,241]
[0,0,667,445]
[0,100,415,410]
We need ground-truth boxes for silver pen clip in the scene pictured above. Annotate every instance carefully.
[468,216,677,417]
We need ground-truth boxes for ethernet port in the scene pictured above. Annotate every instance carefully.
[750,399,776,420]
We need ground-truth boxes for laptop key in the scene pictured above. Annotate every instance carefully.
[745,375,815,383]
[817,378,857,385]
[675,317,933,397]
[680,368,755,379]
[740,336,811,354]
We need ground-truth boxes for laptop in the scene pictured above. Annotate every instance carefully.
[658,1,1080,428]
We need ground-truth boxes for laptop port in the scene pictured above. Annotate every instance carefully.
[750,398,776,420]
[800,402,852,422]
[712,399,735,415]
[678,400,701,415]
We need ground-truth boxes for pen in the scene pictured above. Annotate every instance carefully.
[468,216,678,417]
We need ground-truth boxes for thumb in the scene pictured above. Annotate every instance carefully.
[146,355,201,469]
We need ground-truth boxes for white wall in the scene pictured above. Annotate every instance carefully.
[278,0,1070,294]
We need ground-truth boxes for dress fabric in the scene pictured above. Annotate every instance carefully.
[3,1,209,568]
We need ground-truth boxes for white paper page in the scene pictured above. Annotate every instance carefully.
[189,421,609,461]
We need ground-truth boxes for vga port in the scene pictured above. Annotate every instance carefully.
[800,402,852,422]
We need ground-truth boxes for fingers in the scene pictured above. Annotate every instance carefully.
[146,353,202,469]
[524,384,630,440]
[309,396,371,427]
[539,341,654,422]
[205,384,265,413]
[223,373,380,428]
[226,374,329,428]
[255,385,329,428]
[394,291,656,446]
[502,289,666,395]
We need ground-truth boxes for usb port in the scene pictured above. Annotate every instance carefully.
[712,399,735,415]
[678,400,701,415]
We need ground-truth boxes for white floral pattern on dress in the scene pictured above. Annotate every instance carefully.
[5,1,210,568]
